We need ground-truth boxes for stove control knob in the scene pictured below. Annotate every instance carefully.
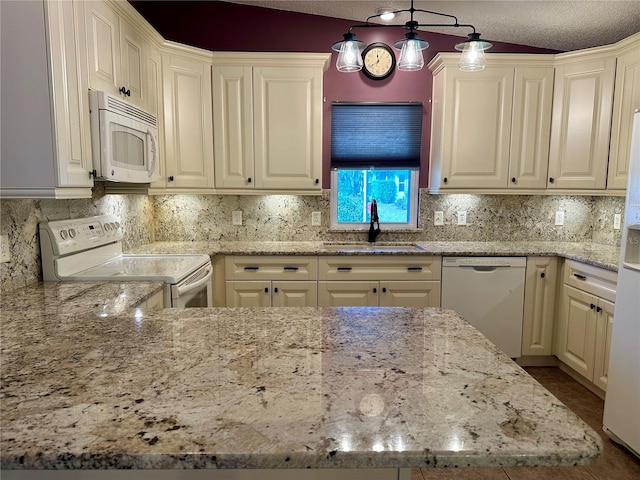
[115,222,120,229]
[104,223,111,231]
[68,228,77,238]
[59,230,68,240]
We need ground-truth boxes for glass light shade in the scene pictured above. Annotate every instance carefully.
[397,39,425,71]
[458,42,487,71]
[332,33,365,72]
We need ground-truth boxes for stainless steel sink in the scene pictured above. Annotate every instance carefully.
[322,243,422,252]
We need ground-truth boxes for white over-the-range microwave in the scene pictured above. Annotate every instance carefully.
[88,90,160,183]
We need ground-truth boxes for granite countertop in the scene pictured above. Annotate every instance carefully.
[1,306,602,470]
[128,241,621,272]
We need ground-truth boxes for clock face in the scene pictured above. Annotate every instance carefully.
[362,43,396,80]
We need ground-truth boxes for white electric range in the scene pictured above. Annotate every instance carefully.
[39,215,212,308]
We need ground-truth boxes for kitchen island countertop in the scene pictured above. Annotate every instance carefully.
[128,240,621,272]
[1,304,602,471]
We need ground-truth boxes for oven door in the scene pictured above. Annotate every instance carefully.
[170,263,213,308]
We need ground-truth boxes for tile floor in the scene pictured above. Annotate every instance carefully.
[412,367,640,480]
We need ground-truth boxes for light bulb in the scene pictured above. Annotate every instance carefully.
[397,39,424,71]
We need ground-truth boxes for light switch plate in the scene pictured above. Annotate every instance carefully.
[232,211,243,226]
[311,212,321,226]
[434,211,444,226]
[614,213,622,230]
[0,234,10,263]
[555,211,564,226]
[457,211,467,226]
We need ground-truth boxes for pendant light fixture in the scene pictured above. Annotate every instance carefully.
[331,0,492,73]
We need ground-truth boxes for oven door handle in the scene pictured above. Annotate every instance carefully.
[175,265,212,297]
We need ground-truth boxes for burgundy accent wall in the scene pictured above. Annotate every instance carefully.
[130,1,559,189]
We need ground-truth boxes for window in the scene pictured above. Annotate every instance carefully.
[330,103,422,230]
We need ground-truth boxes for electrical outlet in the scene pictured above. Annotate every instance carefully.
[311,211,321,226]
[0,235,10,263]
[555,211,565,226]
[232,211,243,226]
[457,211,467,226]
[614,213,622,230]
[434,211,444,226]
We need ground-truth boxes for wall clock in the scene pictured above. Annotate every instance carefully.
[362,42,396,80]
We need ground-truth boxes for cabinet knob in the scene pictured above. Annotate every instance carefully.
[274,287,279,293]
[540,272,545,278]
[264,287,269,293]
[119,86,131,97]
[168,175,174,182]
[382,287,387,293]
[443,177,448,184]
[89,169,97,178]
[511,177,517,183]
[590,303,596,310]
[373,287,377,293]
[549,177,555,184]
[596,306,602,313]
[247,177,252,184]
[315,178,320,184]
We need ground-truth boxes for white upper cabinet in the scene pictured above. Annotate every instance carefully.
[428,54,554,192]
[607,34,640,190]
[160,44,214,191]
[0,0,93,198]
[83,0,147,108]
[212,53,330,194]
[547,54,616,190]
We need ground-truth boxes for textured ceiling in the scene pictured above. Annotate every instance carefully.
[224,1,640,51]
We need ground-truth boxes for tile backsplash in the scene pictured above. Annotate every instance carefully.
[0,189,625,292]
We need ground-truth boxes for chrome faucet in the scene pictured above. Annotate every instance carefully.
[368,199,381,243]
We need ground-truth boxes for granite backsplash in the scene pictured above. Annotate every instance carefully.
[0,188,625,292]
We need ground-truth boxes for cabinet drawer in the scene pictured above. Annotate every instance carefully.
[319,256,441,281]
[564,260,617,303]
[225,256,317,280]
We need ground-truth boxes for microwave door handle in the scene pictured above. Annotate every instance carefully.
[147,128,158,178]
[175,265,212,297]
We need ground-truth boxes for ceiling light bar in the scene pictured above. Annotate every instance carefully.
[331,0,492,73]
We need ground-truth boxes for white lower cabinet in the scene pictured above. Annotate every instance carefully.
[317,256,441,308]
[555,260,617,391]
[521,257,559,356]
[224,256,318,307]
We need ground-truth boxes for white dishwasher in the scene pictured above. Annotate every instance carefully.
[441,257,526,358]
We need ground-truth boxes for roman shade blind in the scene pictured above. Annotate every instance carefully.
[331,102,423,168]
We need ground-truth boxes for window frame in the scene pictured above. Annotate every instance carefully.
[330,168,420,231]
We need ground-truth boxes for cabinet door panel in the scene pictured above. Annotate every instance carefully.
[49,1,93,187]
[318,282,378,307]
[593,299,615,391]
[608,46,640,189]
[163,53,214,189]
[548,57,615,189]
[212,65,254,188]
[557,285,596,379]
[522,257,558,355]
[226,281,271,307]
[253,66,322,190]
[509,67,553,189]
[379,281,440,307]
[272,281,317,307]
[119,19,145,107]
[84,1,120,95]
[440,66,514,188]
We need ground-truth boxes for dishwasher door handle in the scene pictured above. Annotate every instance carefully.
[459,265,508,272]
